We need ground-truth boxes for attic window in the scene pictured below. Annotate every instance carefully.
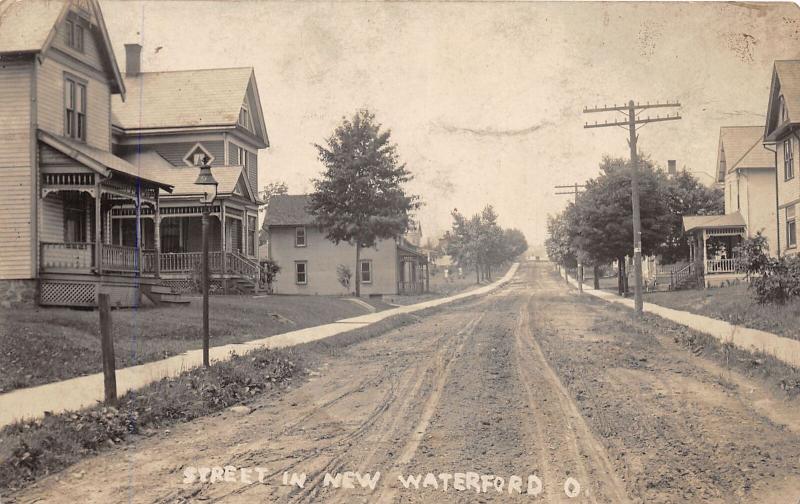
[238,106,252,132]
[780,95,789,124]
[183,143,215,167]
[66,19,84,52]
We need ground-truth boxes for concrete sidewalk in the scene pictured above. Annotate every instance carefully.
[558,267,800,369]
[0,264,519,428]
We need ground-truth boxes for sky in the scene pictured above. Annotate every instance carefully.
[102,1,800,250]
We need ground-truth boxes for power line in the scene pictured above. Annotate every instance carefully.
[583,100,682,316]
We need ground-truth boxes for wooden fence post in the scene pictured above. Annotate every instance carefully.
[99,293,117,403]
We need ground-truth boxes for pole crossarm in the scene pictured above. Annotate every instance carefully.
[581,98,682,316]
[584,114,681,129]
[583,101,681,114]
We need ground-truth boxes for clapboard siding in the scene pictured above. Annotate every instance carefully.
[152,141,225,167]
[37,56,110,151]
[247,150,257,193]
[0,60,33,279]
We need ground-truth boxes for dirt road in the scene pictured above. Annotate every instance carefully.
[10,263,800,503]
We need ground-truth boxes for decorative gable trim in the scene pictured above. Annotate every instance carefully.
[182,143,215,167]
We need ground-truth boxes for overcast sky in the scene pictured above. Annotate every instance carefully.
[103,1,800,250]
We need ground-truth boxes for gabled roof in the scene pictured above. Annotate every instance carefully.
[38,130,172,191]
[683,212,746,233]
[765,60,800,141]
[718,127,775,179]
[119,150,255,200]
[266,194,315,226]
[0,0,125,96]
[112,67,268,147]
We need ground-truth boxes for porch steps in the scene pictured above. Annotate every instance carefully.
[141,284,191,306]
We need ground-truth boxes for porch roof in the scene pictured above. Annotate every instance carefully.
[119,150,256,201]
[38,131,173,191]
[682,212,746,233]
[397,239,428,262]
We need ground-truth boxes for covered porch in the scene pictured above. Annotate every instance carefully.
[37,131,173,307]
[397,240,430,295]
[683,213,748,288]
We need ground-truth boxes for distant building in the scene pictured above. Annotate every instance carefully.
[265,195,428,296]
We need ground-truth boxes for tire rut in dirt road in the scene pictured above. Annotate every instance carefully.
[514,300,632,504]
[527,263,800,503]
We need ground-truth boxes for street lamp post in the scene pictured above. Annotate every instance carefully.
[195,157,218,367]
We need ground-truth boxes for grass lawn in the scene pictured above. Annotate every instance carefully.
[0,295,374,393]
[644,284,800,341]
[384,264,508,305]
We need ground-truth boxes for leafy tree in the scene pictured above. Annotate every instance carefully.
[545,213,575,269]
[659,171,724,264]
[259,181,289,245]
[503,228,529,260]
[309,109,420,296]
[564,156,671,295]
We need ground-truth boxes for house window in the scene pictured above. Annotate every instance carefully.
[360,260,373,284]
[238,106,251,131]
[64,192,87,242]
[64,77,86,141]
[785,137,795,181]
[295,261,308,285]
[780,95,789,124]
[247,215,256,256]
[787,205,797,249]
[66,19,84,52]
[235,145,250,170]
[295,226,306,247]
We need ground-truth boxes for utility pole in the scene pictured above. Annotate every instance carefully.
[555,183,586,293]
[583,100,681,316]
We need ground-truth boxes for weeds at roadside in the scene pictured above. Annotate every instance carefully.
[0,348,300,492]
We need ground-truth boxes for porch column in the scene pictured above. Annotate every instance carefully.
[702,230,708,287]
[221,201,227,272]
[95,185,102,275]
[154,192,161,279]
[135,185,142,275]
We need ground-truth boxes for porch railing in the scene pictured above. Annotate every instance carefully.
[706,258,740,274]
[398,281,424,295]
[40,242,94,271]
[154,251,223,273]
[226,251,261,285]
[101,244,139,273]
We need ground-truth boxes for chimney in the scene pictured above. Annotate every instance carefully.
[667,159,677,176]
[124,43,141,76]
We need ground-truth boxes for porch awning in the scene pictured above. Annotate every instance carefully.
[397,240,428,263]
[683,212,746,233]
[38,130,173,192]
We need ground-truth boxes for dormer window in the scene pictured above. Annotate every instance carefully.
[238,105,252,131]
[66,19,84,52]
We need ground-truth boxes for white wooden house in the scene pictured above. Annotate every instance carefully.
[681,126,777,288]
[0,0,178,307]
[764,60,800,258]
[0,0,271,306]
[265,195,429,296]
[109,45,270,294]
